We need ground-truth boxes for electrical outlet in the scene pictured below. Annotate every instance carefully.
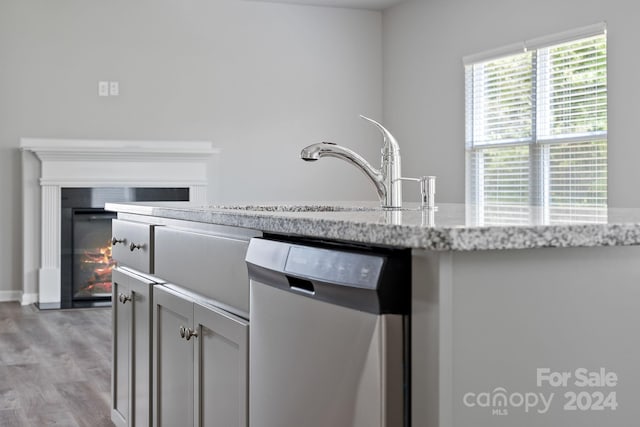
[98,81,109,97]
[109,81,119,96]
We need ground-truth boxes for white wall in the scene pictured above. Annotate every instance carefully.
[0,0,383,297]
[383,0,638,207]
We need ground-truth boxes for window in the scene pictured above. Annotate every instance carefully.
[465,24,607,224]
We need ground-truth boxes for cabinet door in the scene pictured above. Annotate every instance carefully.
[194,302,249,427]
[153,286,195,427]
[130,274,154,427]
[112,268,156,427]
[112,269,131,427]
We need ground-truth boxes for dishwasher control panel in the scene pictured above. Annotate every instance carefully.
[246,237,410,314]
[285,245,385,289]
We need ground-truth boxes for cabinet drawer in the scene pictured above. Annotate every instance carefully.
[154,227,250,314]
[112,219,155,274]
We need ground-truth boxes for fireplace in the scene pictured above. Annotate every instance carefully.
[20,139,217,309]
[68,209,116,302]
[59,187,190,308]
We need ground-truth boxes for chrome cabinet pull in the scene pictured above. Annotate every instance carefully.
[118,293,132,304]
[179,325,198,341]
[112,237,125,246]
[129,242,145,251]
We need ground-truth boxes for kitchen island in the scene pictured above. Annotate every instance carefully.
[106,201,640,427]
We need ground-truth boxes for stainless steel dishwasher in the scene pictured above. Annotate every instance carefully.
[246,236,411,427]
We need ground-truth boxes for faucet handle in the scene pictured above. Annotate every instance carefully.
[400,176,437,210]
[359,115,400,154]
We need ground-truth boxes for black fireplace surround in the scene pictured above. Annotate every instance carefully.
[59,187,189,309]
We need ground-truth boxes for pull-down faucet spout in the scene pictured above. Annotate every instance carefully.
[301,142,386,201]
[300,115,402,209]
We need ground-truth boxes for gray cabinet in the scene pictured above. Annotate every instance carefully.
[111,267,158,427]
[152,285,249,427]
[111,215,257,427]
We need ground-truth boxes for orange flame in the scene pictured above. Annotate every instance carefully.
[80,240,116,295]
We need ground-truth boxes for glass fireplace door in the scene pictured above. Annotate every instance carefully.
[72,209,117,303]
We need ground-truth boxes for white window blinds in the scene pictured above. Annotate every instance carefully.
[465,24,607,224]
[469,52,533,146]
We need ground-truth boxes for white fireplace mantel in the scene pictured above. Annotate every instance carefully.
[20,138,219,307]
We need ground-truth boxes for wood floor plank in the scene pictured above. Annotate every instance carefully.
[0,302,114,427]
[23,408,81,427]
[0,386,20,410]
[55,381,112,427]
[0,408,28,427]
[0,335,39,366]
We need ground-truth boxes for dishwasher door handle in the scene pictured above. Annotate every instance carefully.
[286,276,315,295]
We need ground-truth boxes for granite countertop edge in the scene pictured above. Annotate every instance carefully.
[104,202,640,251]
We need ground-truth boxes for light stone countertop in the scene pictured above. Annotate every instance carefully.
[105,201,640,251]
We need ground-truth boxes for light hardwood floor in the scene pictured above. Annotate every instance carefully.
[0,302,113,427]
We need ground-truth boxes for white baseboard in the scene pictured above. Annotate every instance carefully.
[21,292,39,306]
[0,291,22,303]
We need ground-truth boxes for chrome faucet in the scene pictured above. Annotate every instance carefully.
[300,115,403,209]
